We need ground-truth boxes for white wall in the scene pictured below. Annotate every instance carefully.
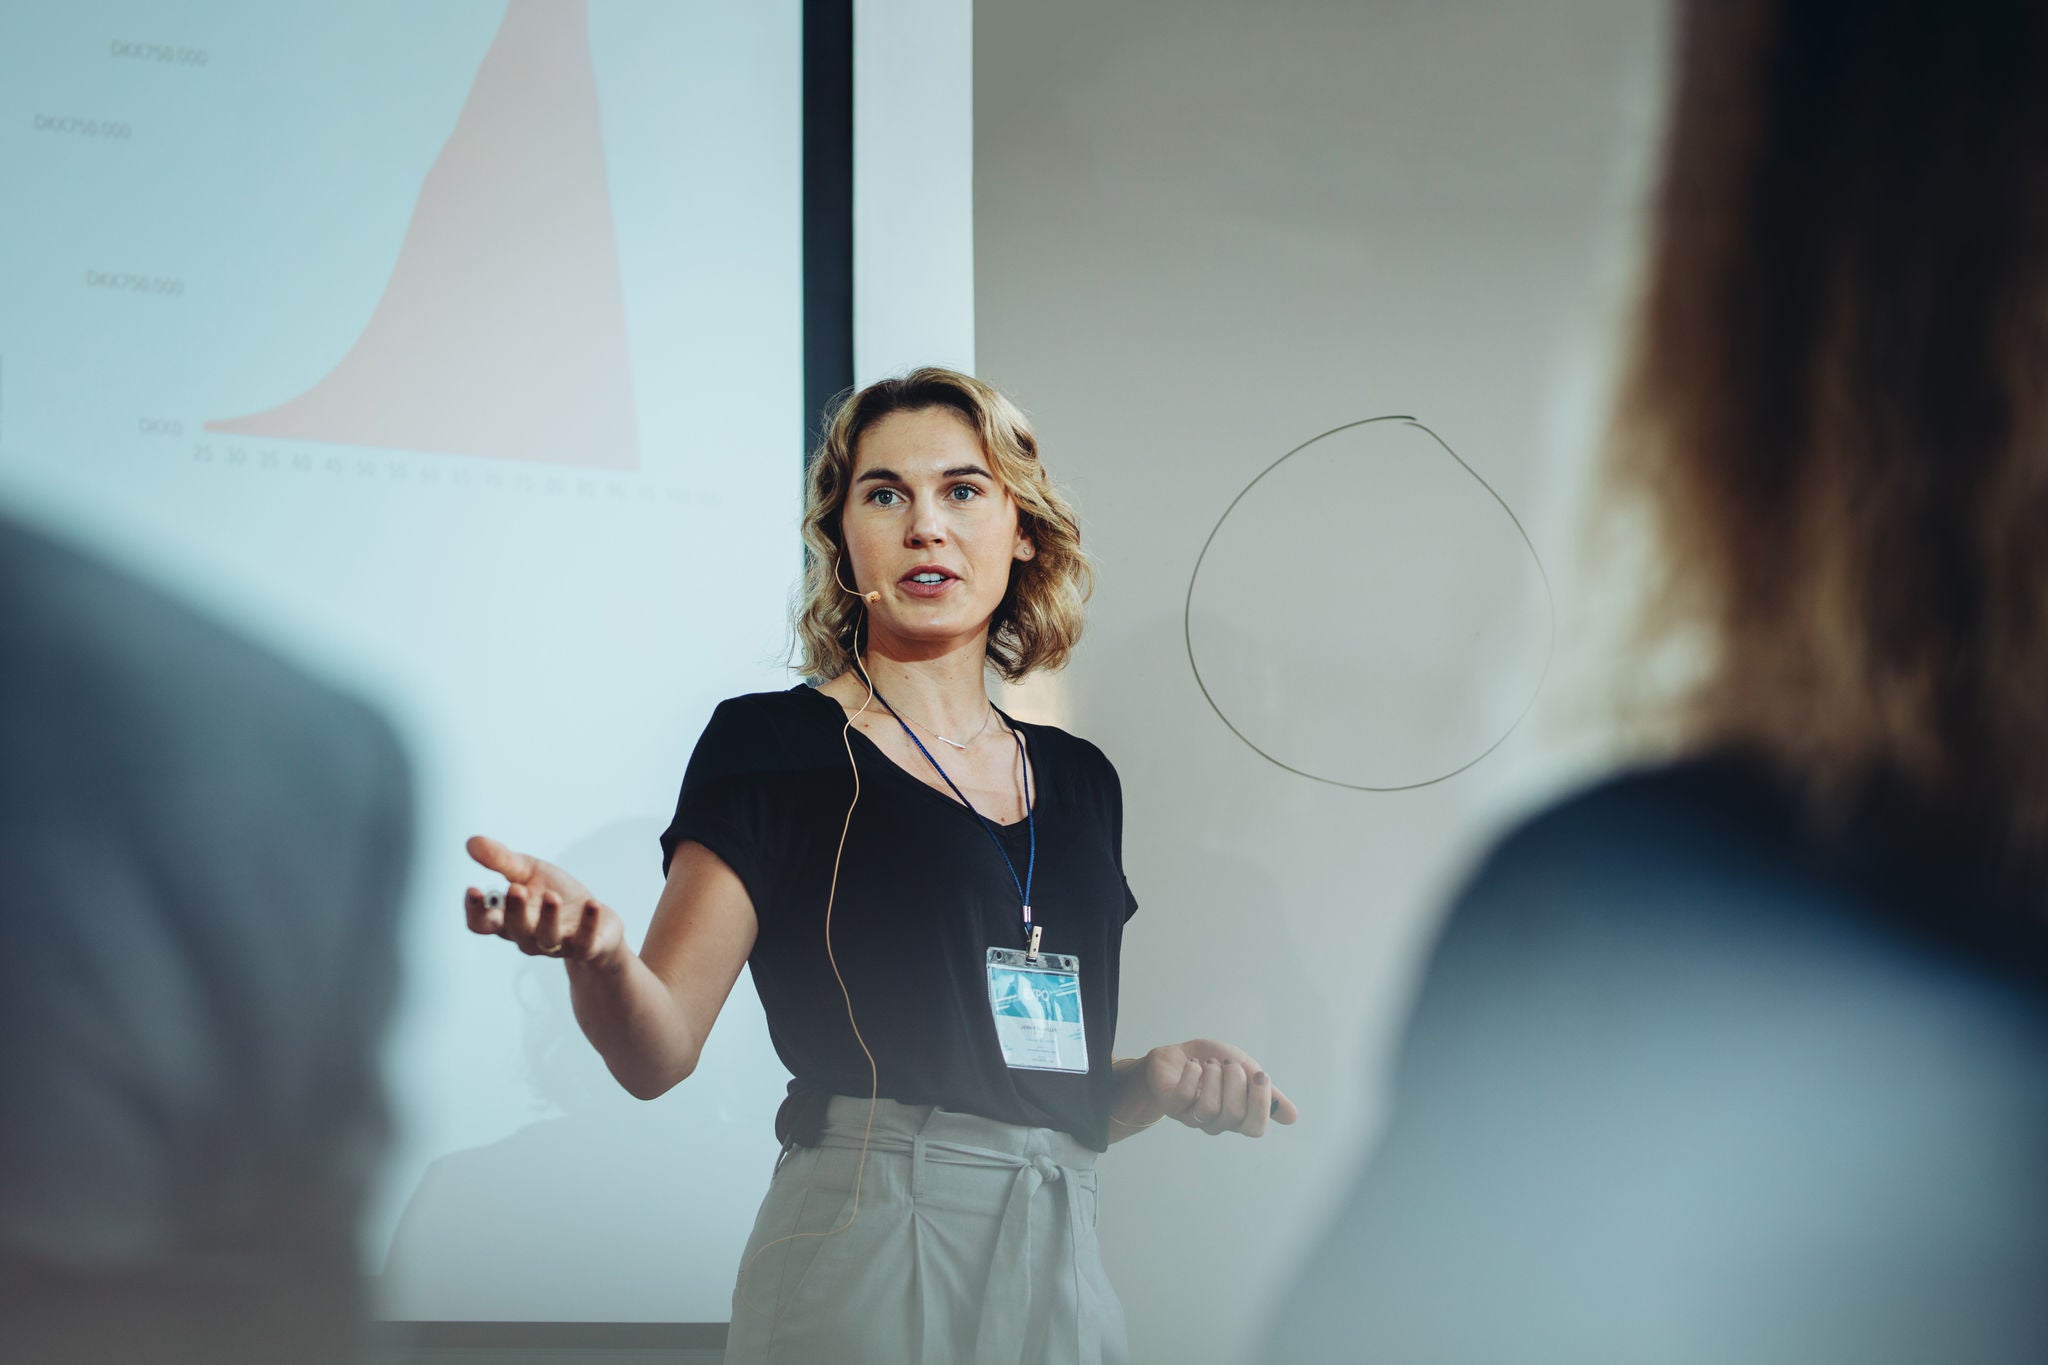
[856,0,975,382]
[974,1,1668,1359]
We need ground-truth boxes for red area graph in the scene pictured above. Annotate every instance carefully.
[208,0,638,469]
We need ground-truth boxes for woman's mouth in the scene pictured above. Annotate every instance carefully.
[899,567,958,599]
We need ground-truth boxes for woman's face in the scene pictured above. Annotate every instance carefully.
[839,405,1035,655]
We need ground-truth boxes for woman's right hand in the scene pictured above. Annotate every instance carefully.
[463,834,627,968]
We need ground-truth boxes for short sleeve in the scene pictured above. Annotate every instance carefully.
[1094,739,1139,921]
[658,699,788,921]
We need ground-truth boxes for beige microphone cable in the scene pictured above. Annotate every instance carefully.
[733,576,887,1343]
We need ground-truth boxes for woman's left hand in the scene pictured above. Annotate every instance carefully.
[1112,1039,1299,1138]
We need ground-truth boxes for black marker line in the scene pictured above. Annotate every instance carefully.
[1182,415,1556,793]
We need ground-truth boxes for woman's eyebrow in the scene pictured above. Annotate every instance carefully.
[855,464,993,483]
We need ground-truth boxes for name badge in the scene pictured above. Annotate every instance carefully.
[985,946,1089,1073]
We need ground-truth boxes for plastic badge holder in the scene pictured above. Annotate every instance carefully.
[985,946,1088,1073]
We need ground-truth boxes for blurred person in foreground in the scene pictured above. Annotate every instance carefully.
[0,511,413,1364]
[1267,1,2048,1361]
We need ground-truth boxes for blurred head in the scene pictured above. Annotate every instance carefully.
[795,368,1091,682]
[1613,0,2048,863]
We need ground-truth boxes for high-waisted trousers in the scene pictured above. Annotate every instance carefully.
[722,1095,1129,1365]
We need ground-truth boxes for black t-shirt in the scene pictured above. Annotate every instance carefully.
[659,685,1139,1150]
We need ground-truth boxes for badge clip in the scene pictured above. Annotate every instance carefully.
[1026,923,1042,962]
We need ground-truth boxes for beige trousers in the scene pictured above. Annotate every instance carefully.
[723,1096,1129,1365]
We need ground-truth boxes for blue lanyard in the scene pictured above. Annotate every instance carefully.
[872,688,1037,946]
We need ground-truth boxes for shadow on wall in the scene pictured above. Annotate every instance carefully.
[1067,584,1527,1360]
[1066,607,1335,1098]
[379,818,785,1323]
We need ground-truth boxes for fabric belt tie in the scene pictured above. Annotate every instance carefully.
[816,1124,1098,1365]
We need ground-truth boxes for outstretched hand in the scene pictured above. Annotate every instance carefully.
[463,834,626,967]
[1113,1038,1299,1138]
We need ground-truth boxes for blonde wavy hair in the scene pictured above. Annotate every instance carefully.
[793,368,1092,683]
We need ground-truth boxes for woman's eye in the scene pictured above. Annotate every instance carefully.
[948,484,982,501]
[869,488,901,506]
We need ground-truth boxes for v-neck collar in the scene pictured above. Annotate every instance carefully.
[798,683,1043,828]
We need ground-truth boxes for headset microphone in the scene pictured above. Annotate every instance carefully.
[835,560,881,605]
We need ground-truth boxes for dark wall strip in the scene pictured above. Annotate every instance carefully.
[804,0,856,463]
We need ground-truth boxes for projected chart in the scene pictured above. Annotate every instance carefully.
[207,1,639,469]
[0,0,800,495]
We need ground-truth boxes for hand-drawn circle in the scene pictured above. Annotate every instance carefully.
[1183,416,1555,792]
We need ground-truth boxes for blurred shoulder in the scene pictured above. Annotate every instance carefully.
[0,516,409,1015]
[0,513,403,782]
[1423,754,2048,1061]
[1443,758,1814,950]
[1272,758,2048,1364]
[1324,761,2048,1364]
[1465,758,1802,893]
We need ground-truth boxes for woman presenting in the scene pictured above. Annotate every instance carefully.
[464,368,1296,1364]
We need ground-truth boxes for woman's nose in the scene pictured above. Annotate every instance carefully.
[907,504,947,545]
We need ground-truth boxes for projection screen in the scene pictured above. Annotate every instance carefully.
[0,0,828,1322]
